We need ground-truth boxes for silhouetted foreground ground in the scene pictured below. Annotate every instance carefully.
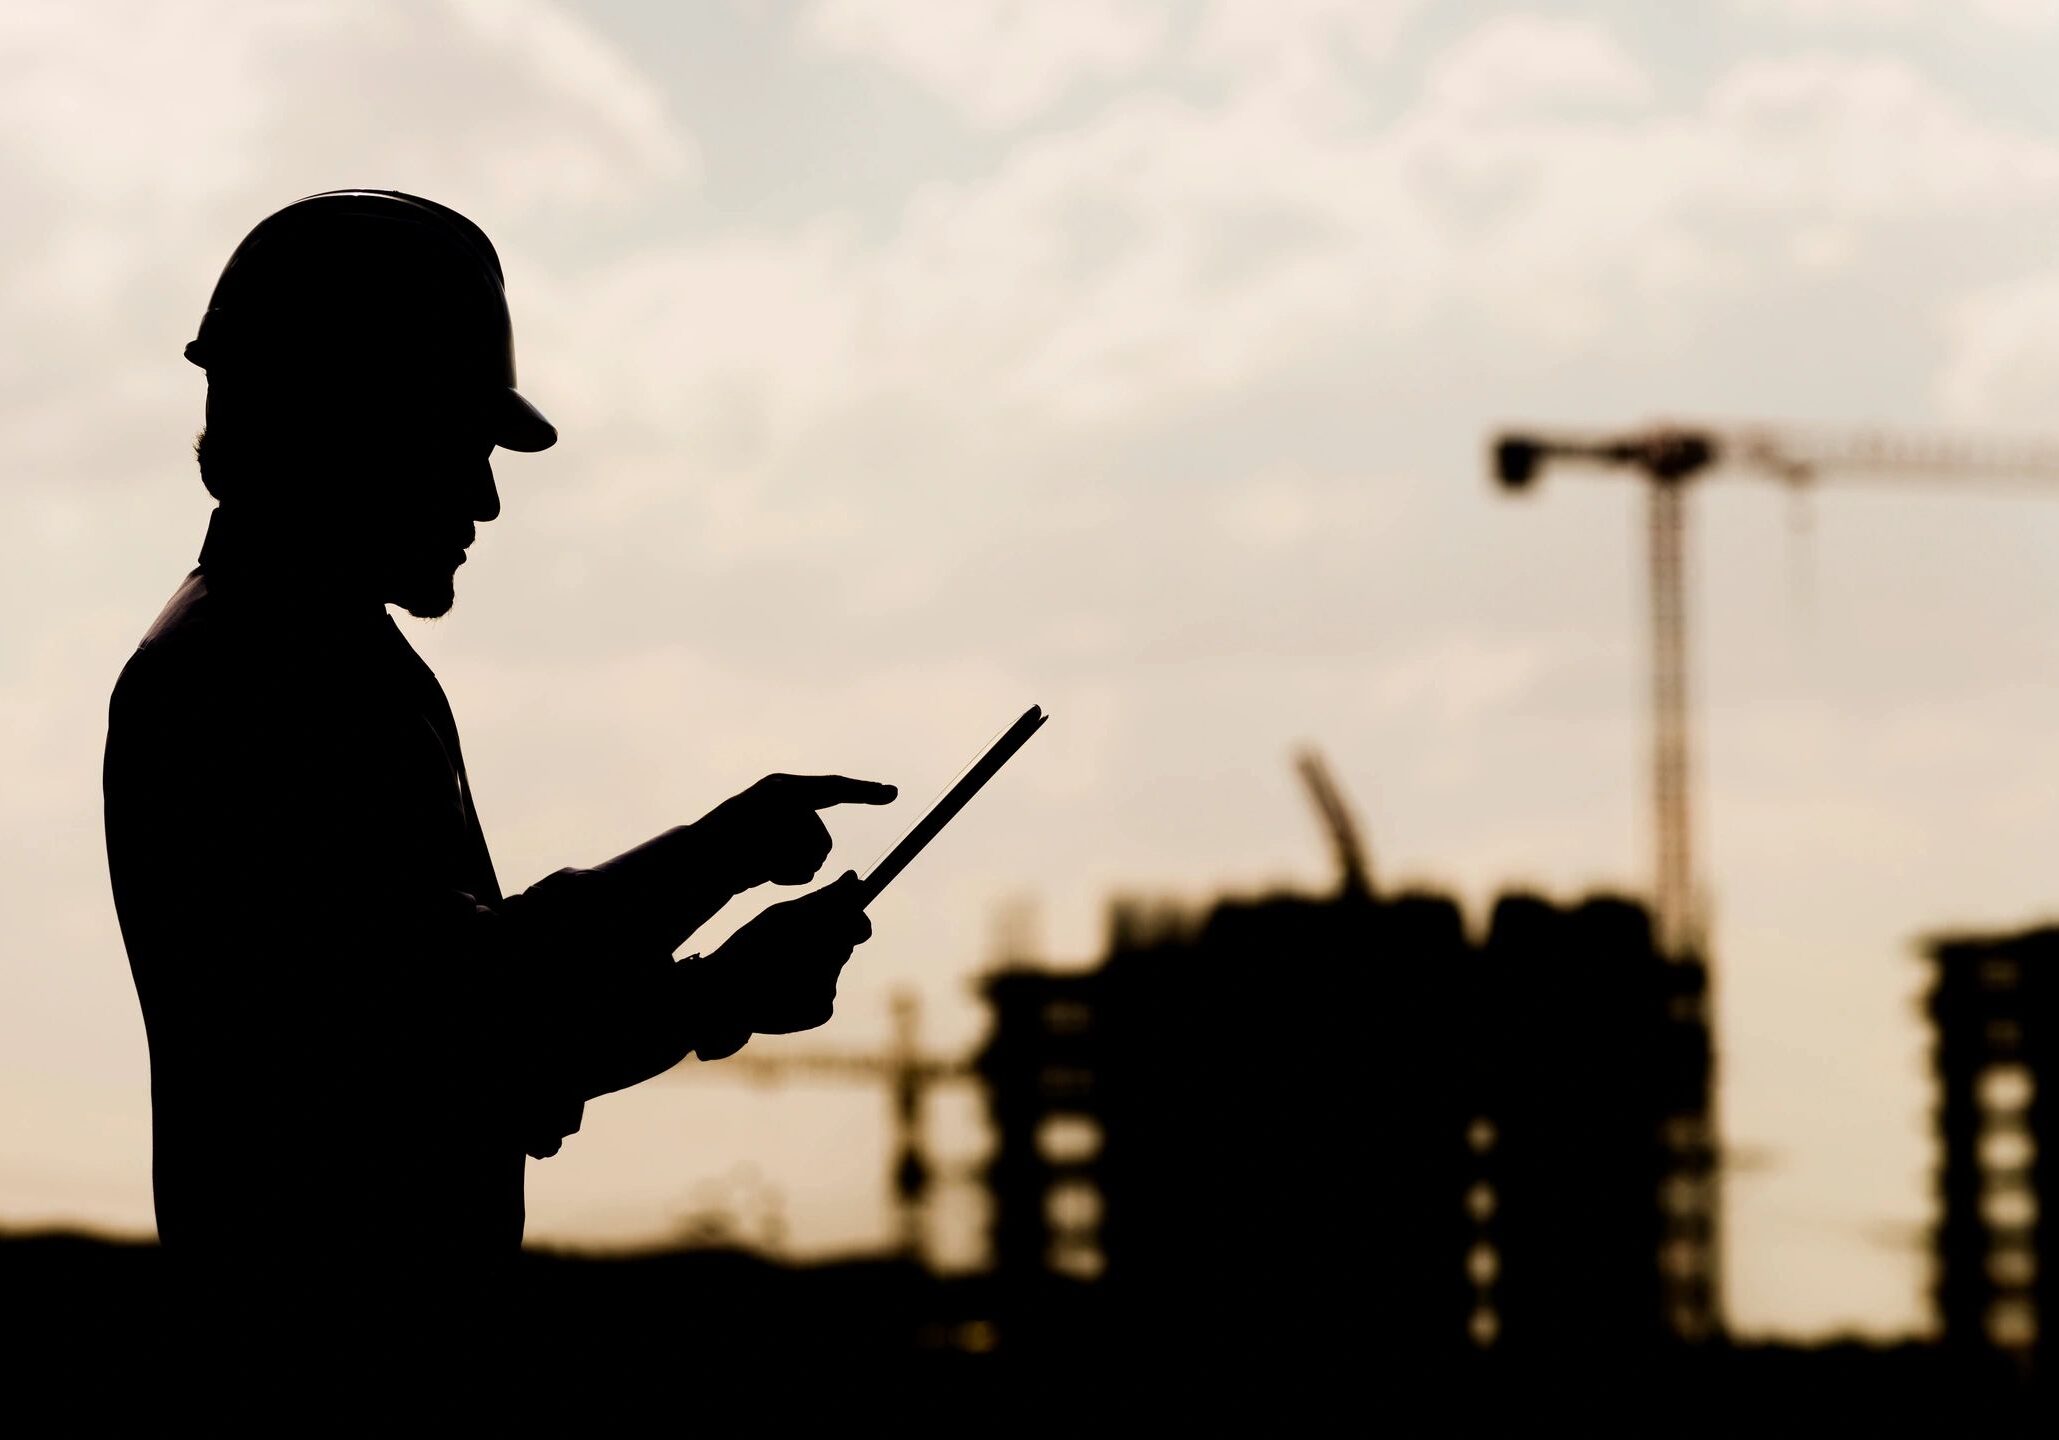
[0,1230,2042,1432]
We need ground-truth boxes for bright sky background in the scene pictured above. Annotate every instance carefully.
[12,0,2059,1338]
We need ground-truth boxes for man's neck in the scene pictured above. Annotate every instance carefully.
[197,505,389,622]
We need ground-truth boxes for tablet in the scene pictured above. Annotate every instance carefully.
[858,704,1047,906]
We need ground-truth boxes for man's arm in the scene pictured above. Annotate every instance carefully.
[108,647,886,1160]
[560,773,898,1061]
[531,874,872,1100]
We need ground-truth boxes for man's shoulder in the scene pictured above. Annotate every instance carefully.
[111,570,238,718]
[136,568,215,652]
[119,565,210,661]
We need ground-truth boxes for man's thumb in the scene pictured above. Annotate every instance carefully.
[813,869,859,898]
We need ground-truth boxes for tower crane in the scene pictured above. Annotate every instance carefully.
[1492,421,2059,960]
[667,987,974,1265]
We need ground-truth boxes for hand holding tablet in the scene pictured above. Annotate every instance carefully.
[688,704,1046,1058]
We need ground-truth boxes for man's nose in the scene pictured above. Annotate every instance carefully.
[472,457,501,524]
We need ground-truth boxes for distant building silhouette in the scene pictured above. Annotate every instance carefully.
[976,880,1720,1367]
[1926,926,2059,1376]
[1476,894,1720,1351]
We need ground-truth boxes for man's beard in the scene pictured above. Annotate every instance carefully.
[388,557,459,619]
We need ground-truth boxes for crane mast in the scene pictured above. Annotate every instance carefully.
[1648,479,1693,959]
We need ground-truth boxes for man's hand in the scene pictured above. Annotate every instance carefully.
[589,772,895,956]
[699,871,872,1037]
[696,773,898,890]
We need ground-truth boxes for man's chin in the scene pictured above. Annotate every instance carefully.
[391,573,457,620]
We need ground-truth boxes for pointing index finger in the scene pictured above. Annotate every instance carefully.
[789,775,899,809]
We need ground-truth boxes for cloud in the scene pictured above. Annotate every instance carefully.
[801,0,1172,129]
[799,0,1427,134]
[1701,53,2059,215]
[1734,0,1925,22]
[505,18,2059,495]
[1389,48,2059,346]
[1366,633,1599,731]
[530,84,1433,440]
[443,0,695,203]
[863,89,1441,421]
[1935,269,2059,424]
[519,218,863,461]
[1210,469,1319,549]
[1189,0,1421,98]
[1737,0,2059,28]
[0,0,690,254]
[1422,14,1653,118]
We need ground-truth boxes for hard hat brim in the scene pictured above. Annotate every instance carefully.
[497,387,557,452]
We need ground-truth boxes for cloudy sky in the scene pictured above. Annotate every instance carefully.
[12,0,2059,1336]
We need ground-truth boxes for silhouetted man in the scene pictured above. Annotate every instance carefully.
[101,191,893,1321]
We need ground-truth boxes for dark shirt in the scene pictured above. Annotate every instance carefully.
[103,507,685,1264]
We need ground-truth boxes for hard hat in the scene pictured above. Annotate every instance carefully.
[183,189,557,452]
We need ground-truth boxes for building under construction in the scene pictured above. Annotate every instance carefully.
[1925,925,2059,1387]
[975,794,1720,1372]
